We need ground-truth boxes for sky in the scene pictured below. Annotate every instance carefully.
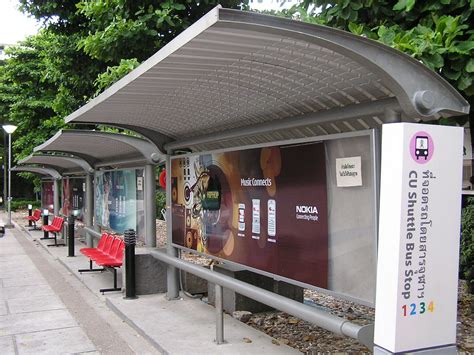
[0,0,298,45]
[0,0,40,44]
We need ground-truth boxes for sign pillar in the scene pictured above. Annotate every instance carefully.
[85,173,94,247]
[375,123,463,353]
[144,164,157,247]
[53,179,60,217]
[166,155,180,299]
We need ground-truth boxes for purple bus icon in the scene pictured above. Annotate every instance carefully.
[415,136,429,160]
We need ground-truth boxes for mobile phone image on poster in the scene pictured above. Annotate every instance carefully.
[171,142,328,288]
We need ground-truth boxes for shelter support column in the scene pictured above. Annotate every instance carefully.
[53,178,60,216]
[85,173,94,247]
[165,154,180,299]
[144,164,156,247]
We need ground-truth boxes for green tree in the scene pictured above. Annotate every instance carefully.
[287,0,473,126]
[1,0,247,168]
[0,31,101,161]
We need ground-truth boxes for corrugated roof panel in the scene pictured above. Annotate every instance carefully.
[64,8,468,152]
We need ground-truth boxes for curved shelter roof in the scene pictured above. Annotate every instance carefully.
[34,130,162,168]
[65,7,469,153]
[12,166,61,180]
[17,154,93,175]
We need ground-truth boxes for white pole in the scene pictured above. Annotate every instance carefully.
[7,132,12,227]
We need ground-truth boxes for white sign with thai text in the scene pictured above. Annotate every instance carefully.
[336,156,362,187]
[374,123,463,353]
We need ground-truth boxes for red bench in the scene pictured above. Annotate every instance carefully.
[79,233,125,294]
[41,216,65,247]
[27,209,42,230]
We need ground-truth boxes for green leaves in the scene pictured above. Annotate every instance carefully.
[393,0,416,12]
[1,0,248,186]
[283,0,473,128]
[466,58,474,73]
[94,58,140,94]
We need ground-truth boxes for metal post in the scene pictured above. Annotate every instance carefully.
[6,133,12,227]
[3,133,7,212]
[165,154,180,299]
[144,164,156,247]
[85,173,94,247]
[124,229,137,299]
[215,284,225,344]
[67,214,75,257]
[53,179,59,217]
[28,204,33,227]
[42,211,49,239]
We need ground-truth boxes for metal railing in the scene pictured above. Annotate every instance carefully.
[83,224,374,348]
[149,249,374,348]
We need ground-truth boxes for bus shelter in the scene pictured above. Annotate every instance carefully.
[17,154,94,220]
[53,7,468,352]
[11,165,62,215]
[33,129,163,247]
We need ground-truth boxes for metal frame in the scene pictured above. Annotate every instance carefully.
[92,166,156,247]
[64,7,468,152]
[34,129,163,167]
[33,130,162,247]
[165,98,399,152]
[168,129,378,304]
[12,166,62,216]
[59,175,86,223]
[18,154,93,175]
[12,166,61,180]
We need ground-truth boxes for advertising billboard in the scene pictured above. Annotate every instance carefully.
[95,169,144,237]
[171,143,328,288]
[62,177,85,220]
[41,180,54,212]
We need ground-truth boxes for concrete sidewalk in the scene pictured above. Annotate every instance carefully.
[11,212,299,354]
[0,219,96,354]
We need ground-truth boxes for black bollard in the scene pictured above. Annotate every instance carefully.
[67,214,75,257]
[124,229,137,299]
[28,204,33,227]
[42,210,49,239]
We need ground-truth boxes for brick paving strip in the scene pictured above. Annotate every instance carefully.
[0,225,156,354]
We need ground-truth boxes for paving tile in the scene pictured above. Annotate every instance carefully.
[0,284,54,301]
[0,309,77,336]
[15,327,96,354]
[0,247,26,255]
[0,301,7,316]
[0,335,15,354]
[0,270,42,279]
[2,275,48,287]
[0,254,32,266]
[8,295,65,314]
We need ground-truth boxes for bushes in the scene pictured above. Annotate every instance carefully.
[461,197,474,293]
[9,199,41,211]
[156,189,166,220]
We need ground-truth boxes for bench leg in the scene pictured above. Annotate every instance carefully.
[28,223,39,231]
[47,232,65,247]
[40,231,53,240]
[28,220,40,231]
[100,268,121,294]
[79,259,105,273]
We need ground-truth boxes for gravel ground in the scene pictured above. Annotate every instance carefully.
[243,281,473,353]
[16,212,473,352]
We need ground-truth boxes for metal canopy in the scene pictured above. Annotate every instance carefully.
[65,7,469,152]
[34,130,162,168]
[12,166,61,180]
[17,154,93,175]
